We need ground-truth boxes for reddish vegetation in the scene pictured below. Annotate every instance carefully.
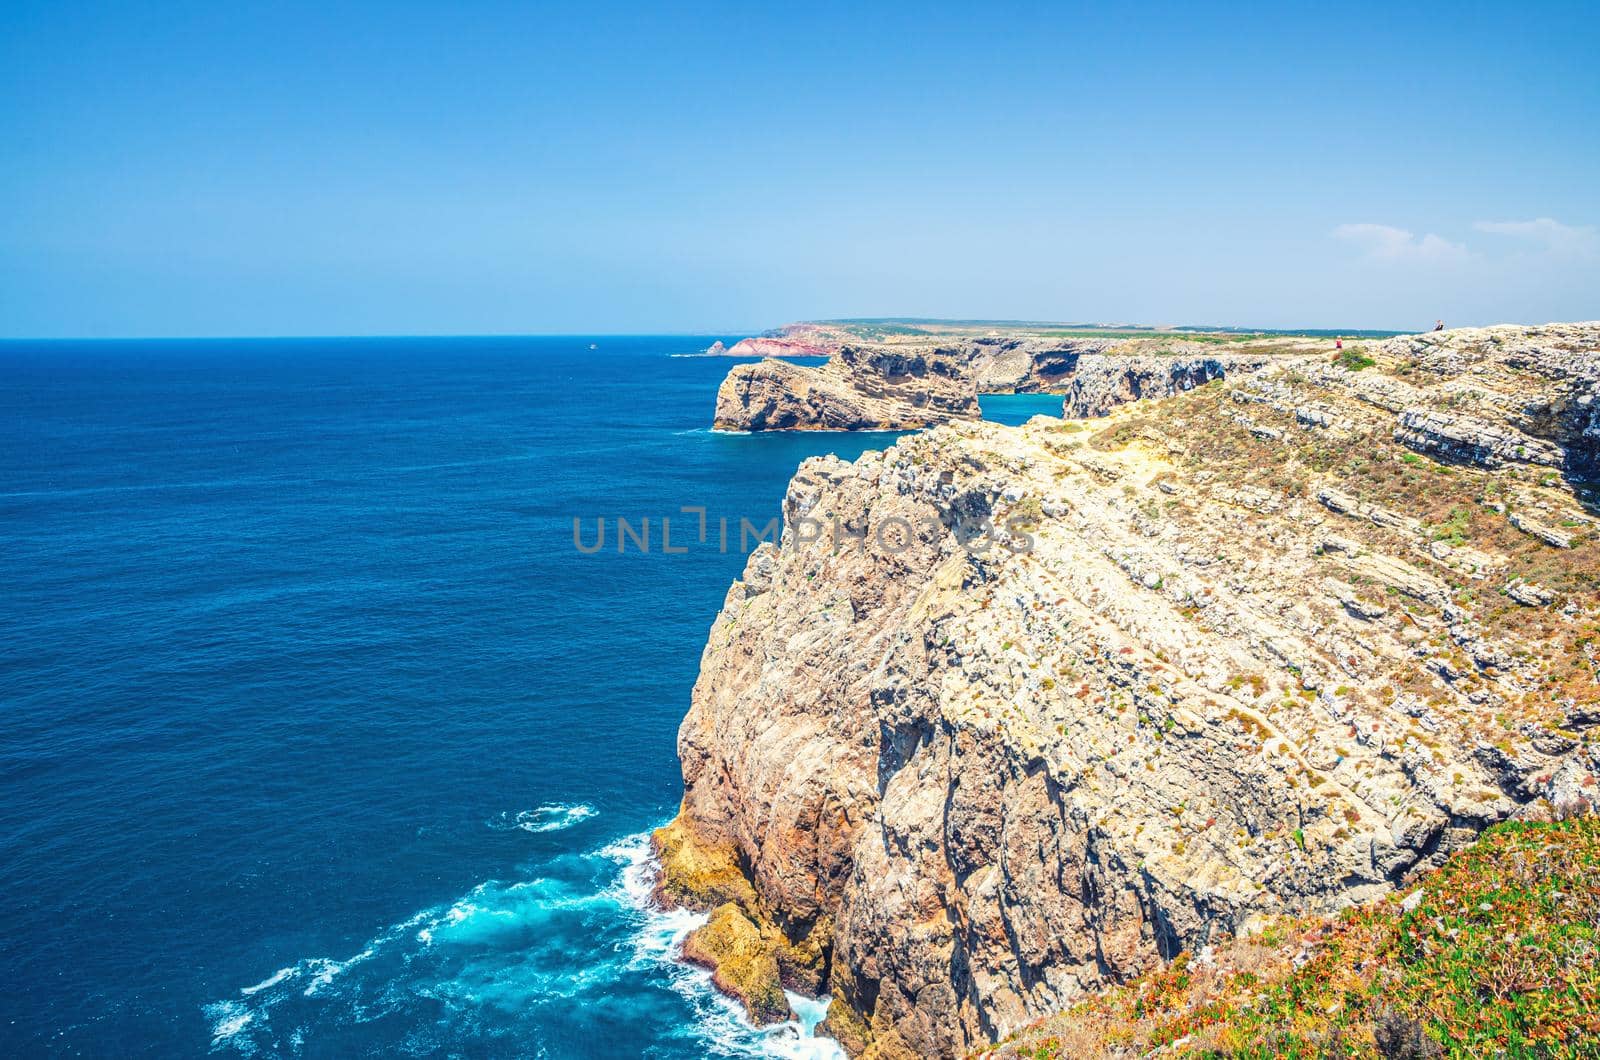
[724,335,838,358]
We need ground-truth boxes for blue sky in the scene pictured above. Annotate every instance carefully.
[2,1,1596,337]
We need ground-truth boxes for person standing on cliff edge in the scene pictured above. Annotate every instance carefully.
[1434,319,1445,331]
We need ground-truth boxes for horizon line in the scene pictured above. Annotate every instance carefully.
[0,321,1427,343]
[0,331,755,343]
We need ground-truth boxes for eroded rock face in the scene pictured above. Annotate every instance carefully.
[669,323,1600,1055]
[966,338,1111,393]
[713,346,981,431]
[1061,354,1277,417]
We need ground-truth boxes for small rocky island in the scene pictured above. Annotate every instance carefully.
[663,321,1600,1055]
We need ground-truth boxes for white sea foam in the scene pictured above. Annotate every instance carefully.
[205,908,434,1051]
[206,822,844,1058]
[487,803,598,833]
[597,831,659,909]
[239,967,294,996]
[204,1001,254,1051]
[302,947,374,996]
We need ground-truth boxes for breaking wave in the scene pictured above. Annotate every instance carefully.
[487,804,599,834]
[205,829,843,1058]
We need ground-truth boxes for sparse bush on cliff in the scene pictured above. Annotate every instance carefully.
[1335,345,1377,371]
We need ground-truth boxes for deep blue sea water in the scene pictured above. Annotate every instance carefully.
[976,392,1067,426]
[0,337,925,1059]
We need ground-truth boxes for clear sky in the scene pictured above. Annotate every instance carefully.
[2,1,1596,337]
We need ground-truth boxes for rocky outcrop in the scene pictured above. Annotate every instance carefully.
[723,336,839,358]
[709,324,844,359]
[1373,321,1600,478]
[668,323,1600,1055]
[1060,354,1278,417]
[1393,407,1566,468]
[713,345,981,431]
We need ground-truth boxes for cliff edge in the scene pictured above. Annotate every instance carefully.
[664,322,1600,1055]
[710,323,1335,431]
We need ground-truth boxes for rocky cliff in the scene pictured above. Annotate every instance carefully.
[663,323,1600,1056]
[963,337,1113,393]
[713,345,981,431]
[966,337,1268,397]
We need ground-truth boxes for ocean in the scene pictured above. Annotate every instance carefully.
[0,338,1066,1057]
[0,336,961,1058]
